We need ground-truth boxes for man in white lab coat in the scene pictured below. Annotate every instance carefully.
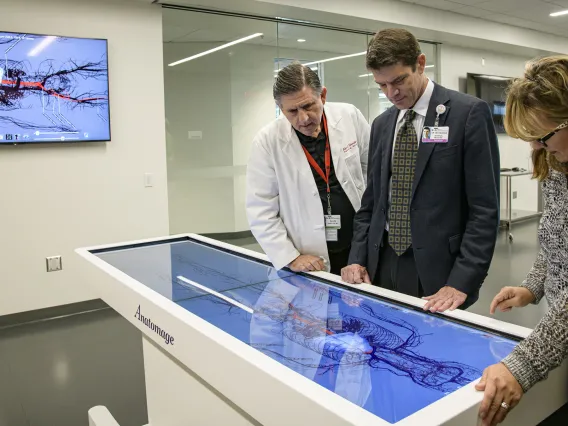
[246,63,371,274]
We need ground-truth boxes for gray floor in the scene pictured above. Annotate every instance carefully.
[472,221,548,328]
[0,308,148,426]
[0,220,558,426]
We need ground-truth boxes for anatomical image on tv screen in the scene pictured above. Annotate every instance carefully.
[0,32,110,144]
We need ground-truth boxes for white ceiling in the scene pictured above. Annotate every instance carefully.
[397,0,568,37]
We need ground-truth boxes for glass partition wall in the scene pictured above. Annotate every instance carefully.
[163,8,439,236]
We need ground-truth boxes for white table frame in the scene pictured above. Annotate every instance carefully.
[88,406,148,426]
[77,233,567,426]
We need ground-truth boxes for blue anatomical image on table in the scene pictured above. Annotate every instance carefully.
[94,238,518,424]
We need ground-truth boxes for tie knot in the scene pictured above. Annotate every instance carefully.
[405,110,416,123]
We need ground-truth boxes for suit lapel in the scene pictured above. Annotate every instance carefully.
[381,108,399,198]
[411,83,451,199]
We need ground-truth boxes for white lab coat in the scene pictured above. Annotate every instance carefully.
[246,102,371,272]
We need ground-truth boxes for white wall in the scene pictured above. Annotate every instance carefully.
[164,42,236,235]
[440,45,539,214]
[0,0,169,316]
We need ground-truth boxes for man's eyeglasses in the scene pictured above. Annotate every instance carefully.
[536,120,568,147]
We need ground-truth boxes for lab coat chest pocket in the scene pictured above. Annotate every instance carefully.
[344,150,363,190]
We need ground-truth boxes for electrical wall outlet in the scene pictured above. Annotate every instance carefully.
[144,173,154,188]
[513,191,518,199]
[188,131,203,140]
[46,256,62,272]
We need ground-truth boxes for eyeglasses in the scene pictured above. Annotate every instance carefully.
[537,120,568,147]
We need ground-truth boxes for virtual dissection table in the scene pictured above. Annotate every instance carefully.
[77,235,568,426]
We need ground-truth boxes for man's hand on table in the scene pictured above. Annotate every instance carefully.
[288,255,326,273]
[341,264,371,284]
[423,286,467,312]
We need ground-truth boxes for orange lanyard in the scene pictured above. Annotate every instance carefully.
[301,113,332,215]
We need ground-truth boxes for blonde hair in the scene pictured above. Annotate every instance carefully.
[504,55,568,180]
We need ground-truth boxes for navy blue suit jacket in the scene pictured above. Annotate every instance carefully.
[348,83,500,307]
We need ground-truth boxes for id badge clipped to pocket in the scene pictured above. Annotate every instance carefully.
[422,126,449,143]
[325,215,341,242]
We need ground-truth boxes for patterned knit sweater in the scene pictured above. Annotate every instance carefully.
[502,168,568,393]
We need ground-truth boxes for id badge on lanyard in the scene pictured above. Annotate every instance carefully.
[301,113,341,242]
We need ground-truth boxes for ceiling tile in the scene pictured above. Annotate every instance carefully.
[472,0,510,13]
[484,13,534,26]
[452,5,495,17]
[510,3,564,22]
[544,0,568,7]
[476,0,557,15]
[483,12,568,37]
[399,0,466,11]
[450,0,492,5]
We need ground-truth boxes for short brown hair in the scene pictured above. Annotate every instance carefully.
[366,29,421,71]
[273,62,322,103]
[504,55,568,180]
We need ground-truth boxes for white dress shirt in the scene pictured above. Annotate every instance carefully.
[386,78,435,231]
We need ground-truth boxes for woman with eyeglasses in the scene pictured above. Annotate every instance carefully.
[475,55,568,426]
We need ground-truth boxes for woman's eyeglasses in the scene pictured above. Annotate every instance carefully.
[537,120,568,147]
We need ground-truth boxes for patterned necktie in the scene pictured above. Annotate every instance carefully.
[389,109,418,256]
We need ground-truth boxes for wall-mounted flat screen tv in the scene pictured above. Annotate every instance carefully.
[466,73,513,134]
[0,31,110,144]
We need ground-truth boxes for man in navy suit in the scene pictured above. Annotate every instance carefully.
[342,29,500,313]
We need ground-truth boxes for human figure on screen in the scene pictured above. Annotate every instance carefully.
[246,274,480,396]
[186,262,515,423]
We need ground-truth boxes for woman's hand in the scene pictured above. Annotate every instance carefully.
[490,287,535,314]
[476,363,524,426]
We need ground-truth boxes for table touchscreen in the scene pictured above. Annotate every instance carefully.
[94,238,518,424]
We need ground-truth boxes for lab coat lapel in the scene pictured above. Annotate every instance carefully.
[328,118,345,181]
[327,107,359,209]
[281,118,313,179]
[411,84,451,200]
[326,107,345,182]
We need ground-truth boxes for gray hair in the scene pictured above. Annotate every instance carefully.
[273,62,322,103]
